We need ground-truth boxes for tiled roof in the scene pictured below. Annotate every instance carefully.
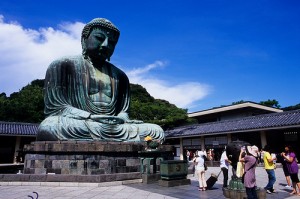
[0,121,39,136]
[166,109,300,138]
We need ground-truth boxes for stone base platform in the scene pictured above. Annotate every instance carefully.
[2,141,173,183]
[0,172,141,183]
[142,173,161,184]
[23,141,148,175]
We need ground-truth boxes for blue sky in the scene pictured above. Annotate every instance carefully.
[0,0,300,113]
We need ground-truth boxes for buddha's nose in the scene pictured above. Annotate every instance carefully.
[101,37,109,48]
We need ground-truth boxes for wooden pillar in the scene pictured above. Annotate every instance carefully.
[14,136,21,163]
[201,136,205,151]
[227,133,232,144]
[260,131,267,149]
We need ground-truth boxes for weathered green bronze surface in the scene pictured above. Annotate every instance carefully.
[36,18,164,142]
[160,160,188,180]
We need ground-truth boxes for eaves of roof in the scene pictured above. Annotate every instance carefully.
[0,121,39,136]
[188,101,282,118]
[166,109,300,139]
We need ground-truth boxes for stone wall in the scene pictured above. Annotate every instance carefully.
[24,154,141,175]
[23,141,146,175]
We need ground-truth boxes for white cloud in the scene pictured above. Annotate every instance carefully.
[0,15,83,94]
[127,60,166,76]
[0,15,211,109]
[126,61,211,109]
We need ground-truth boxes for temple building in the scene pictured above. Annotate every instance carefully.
[164,102,300,161]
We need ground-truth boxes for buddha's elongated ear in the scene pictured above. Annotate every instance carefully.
[81,38,87,58]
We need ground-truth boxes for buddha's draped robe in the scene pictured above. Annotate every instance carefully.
[37,55,164,142]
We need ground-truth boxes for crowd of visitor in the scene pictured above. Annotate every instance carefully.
[189,144,300,198]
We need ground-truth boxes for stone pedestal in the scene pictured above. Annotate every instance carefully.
[2,141,173,183]
[23,141,145,176]
[142,173,161,184]
[138,150,170,184]
[224,177,266,199]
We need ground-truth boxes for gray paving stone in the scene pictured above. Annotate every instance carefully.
[0,166,300,199]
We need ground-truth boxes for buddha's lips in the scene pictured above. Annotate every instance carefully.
[98,50,110,58]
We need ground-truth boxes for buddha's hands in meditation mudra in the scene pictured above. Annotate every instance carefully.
[89,114,143,125]
[90,115,125,125]
[36,18,164,142]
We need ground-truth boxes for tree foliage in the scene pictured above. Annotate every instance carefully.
[231,100,247,105]
[259,99,281,108]
[0,80,44,123]
[231,99,281,109]
[282,103,300,111]
[129,84,194,129]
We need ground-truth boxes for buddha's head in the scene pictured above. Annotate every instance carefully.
[81,18,120,62]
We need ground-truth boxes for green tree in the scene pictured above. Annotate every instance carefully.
[282,103,300,111]
[129,84,193,129]
[0,80,44,122]
[232,100,247,105]
[0,93,8,120]
[259,99,281,108]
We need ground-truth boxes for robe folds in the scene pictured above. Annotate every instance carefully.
[37,55,164,142]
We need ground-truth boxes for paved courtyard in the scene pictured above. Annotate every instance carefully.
[0,166,299,199]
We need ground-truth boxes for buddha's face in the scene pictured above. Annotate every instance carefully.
[85,28,118,62]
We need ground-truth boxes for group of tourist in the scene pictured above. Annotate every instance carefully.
[219,144,300,198]
[259,145,300,196]
[191,144,300,198]
[192,148,234,193]
[187,149,215,162]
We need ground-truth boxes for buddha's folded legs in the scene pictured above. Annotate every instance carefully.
[37,116,164,142]
[137,123,165,142]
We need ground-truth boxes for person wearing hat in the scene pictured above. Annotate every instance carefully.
[239,145,259,199]
[263,145,277,194]
[195,151,208,191]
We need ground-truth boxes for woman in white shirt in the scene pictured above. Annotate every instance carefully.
[195,151,207,191]
[220,150,231,188]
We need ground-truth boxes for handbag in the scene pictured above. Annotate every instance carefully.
[241,160,257,183]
